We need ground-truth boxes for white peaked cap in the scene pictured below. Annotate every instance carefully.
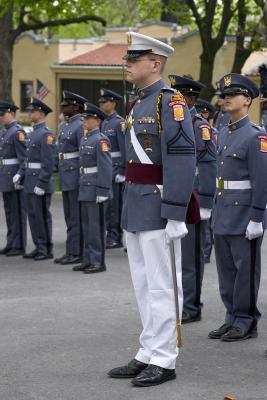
[126,31,174,58]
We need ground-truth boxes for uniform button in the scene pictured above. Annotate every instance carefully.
[218,192,222,196]
[144,129,147,133]
[137,99,141,103]
[233,153,237,157]
[128,180,132,184]
[234,201,238,205]
[129,160,133,164]
[218,176,222,180]
[154,190,157,193]
[221,161,224,165]
[223,145,227,150]
[228,130,231,134]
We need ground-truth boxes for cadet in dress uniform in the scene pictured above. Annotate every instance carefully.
[0,102,27,256]
[213,90,231,132]
[208,74,267,341]
[98,88,125,249]
[196,98,217,263]
[169,75,217,324]
[73,103,112,274]
[108,32,196,387]
[23,98,56,261]
[54,91,87,265]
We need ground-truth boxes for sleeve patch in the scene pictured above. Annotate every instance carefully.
[100,140,109,152]
[120,121,125,131]
[200,125,211,141]
[18,131,25,141]
[47,135,54,145]
[258,135,267,152]
[172,104,185,121]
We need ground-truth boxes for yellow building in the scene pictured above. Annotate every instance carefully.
[12,21,262,132]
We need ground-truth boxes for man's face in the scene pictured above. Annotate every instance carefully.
[82,116,100,131]
[0,111,13,124]
[124,56,159,85]
[223,93,251,113]
[62,104,79,117]
[99,100,115,114]
[28,110,45,123]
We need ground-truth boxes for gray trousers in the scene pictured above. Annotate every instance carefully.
[181,221,207,315]
[25,193,53,255]
[62,189,82,256]
[214,234,262,332]
[81,201,106,266]
[2,190,26,250]
[204,217,213,260]
[105,182,123,243]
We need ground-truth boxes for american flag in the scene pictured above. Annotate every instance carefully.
[36,79,49,100]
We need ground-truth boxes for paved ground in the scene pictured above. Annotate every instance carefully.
[0,195,266,400]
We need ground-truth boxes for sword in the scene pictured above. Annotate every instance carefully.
[169,240,182,349]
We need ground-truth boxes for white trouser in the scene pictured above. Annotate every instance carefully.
[125,229,183,369]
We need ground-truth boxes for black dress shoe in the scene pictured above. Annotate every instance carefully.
[23,249,38,259]
[72,263,89,271]
[54,255,67,264]
[108,359,148,378]
[208,323,232,339]
[61,255,81,265]
[221,326,258,342]
[182,311,201,324]
[131,364,176,387]
[34,253,54,261]
[6,248,25,257]
[0,247,11,255]
[83,264,106,274]
[106,240,123,249]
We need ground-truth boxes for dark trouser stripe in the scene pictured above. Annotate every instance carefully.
[41,195,50,253]
[194,222,201,308]
[249,238,257,319]
[99,202,105,266]
[79,200,83,257]
[16,191,24,250]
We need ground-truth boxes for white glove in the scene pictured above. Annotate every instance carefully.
[165,220,188,243]
[14,183,24,191]
[115,174,126,183]
[200,208,212,220]
[13,174,21,184]
[34,186,45,196]
[245,220,263,240]
[96,196,108,203]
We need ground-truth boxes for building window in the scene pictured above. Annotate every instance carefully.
[20,81,33,111]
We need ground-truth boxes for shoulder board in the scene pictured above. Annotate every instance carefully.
[116,114,123,120]
[194,113,204,121]
[161,86,175,93]
[251,122,265,132]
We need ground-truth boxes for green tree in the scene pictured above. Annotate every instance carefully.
[0,0,106,100]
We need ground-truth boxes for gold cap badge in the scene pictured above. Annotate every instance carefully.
[169,76,176,86]
[224,75,232,87]
[84,103,88,111]
[127,33,132,45]
[100,89,104,96]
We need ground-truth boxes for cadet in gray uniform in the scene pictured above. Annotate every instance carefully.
[195,98,217,263]
[54,91,87,265]
[169,75,217,324]
[213,90,230,132]
[108,33,196,387]
[98,88,125,249]
[23,98,56,261]
[73,103,112,274]
[0,101,27,256]
[209,73,267,341]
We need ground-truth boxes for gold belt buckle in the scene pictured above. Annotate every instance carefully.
[80,166,84,174]
[59,152,63,160]
[218,178,224,190]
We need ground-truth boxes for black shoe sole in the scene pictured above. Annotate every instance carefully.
[108,373,138,379]
[220,331,258,342]
[182,315,201,324]
[131,373,176,387]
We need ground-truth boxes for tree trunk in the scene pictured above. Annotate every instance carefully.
[0,8,15,101]
[198,52,216,100]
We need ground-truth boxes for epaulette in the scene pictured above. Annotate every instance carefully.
[251,122,265,132]
[116,114,123,120]
[194,113,204,121]
[161,86,175,93]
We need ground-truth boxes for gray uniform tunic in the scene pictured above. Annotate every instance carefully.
[101,111,125,244]
[121,78,196,231]
[78,128,112,266]
[24,122,56,256]
[57,114,83,256]
[213,115,267,332]
[0,121,27,250]
[181,107,217,317]
[214,110,230,132]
